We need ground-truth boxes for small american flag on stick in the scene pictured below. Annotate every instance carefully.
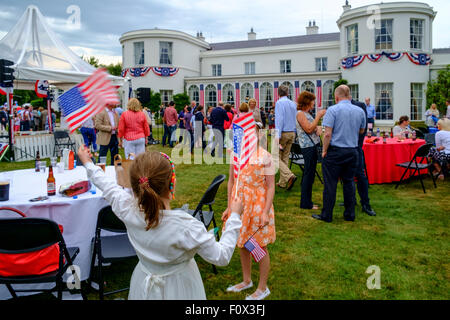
[244,236,267,262]
[58,69,119,133]
[232,112,257,179]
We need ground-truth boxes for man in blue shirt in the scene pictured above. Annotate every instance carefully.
[275,85,298,190]
[364,97,376,133]
[312,85,366,223]
[209,101,229,157]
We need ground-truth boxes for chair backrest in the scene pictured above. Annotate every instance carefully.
[0,207,26,219]
[97,206,127,233]
[54,130,72,143]
[290,143,302,156]
[413,143,433,158]
[0,218,63,252]
[424,133,435,146]
[195,175,226,210]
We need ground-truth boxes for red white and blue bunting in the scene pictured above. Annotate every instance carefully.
[405,52,431,66]
[341,55,366,69]
[121,66,179,77]
[342,52,431,69]
[152,67,179,77]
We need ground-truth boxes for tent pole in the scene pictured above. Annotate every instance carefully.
[7,87,15,161]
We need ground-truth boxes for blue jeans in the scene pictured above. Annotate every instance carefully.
[80,127,97,151]
[99,134,118,166]
[300,145,318,209]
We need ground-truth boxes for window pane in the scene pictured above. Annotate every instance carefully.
[349,84,359,101]
[134,42,144,65]
[346,24,358,54]
[205,84,217,107]
[281,81,294,100]
[240,83,254,103]
[410,19,423,49]
[160,42,172,65]
[410,83,423,120]
[260,82,273,113]
[323,80,335,109]
[223,84,234,105]
[375,20,393,50]
[188,85,199,104]
[375,83,393,120]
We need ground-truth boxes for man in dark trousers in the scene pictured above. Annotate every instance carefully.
[312,85,366,223]
[351,97,376,216]
[209,101,229,157]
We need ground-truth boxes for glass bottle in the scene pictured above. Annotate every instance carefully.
[47,165,56,196]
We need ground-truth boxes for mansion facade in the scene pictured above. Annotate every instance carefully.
[119,1,450,124]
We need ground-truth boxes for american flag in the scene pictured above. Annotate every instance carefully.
[244,237,266,262]
[254,82,259,107]
[217,83,222,102]
[294,81,300,102]
[235,83,240,108]
[199,84,204,106]
[58,69,119,133]
[273,81,279,103]
[232,112,257,179]
[316,80,322,108]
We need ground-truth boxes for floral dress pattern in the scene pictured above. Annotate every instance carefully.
[223,147,276,248]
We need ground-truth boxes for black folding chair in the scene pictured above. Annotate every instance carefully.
[88,206,136,300]
[53,130,76,156]
[289,142,323,184]
[424,133,436,146]
[180,174,226,274]
[395,143,437,193]
[0,217,84,300]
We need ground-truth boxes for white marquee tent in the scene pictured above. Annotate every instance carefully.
[0,5,126,90]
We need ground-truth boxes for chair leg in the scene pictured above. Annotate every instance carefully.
[57,277,63,300]
[98,256,104,300]
[315,170,323,184]
[6,283,18,299]
[212,265,218,274]
[417,169,426,193]
[395,167,410,189]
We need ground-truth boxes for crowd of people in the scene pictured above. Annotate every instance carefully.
[0,102,56,133]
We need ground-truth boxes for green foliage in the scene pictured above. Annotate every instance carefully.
[426,65,450,116]
[10,89,39,106]
[83,55,100,68]
[332,79,349,100]
[146,90,161,113]
[30,99,44,108]
[83,55,123,77]
[173,92,190,112]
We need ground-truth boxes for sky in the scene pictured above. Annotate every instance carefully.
[0,0,449,65]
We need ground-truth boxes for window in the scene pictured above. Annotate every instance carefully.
[223,84,234,105]
[212,64,222,77]
[346,24,358,55]
[134,41,144,65]
[160,90,173,105]
[349,84,359,101]
[315,57,328,72]
[260,82,273,113]
[240,83,253,103]
[323,80,335,109]
[159,41,172,65]
[245,62,255,75]
[375,19,393,50]
[410,83,424,120]
[280,60,291,73]
[301,81,315,94]
[188,85,199,105]
[375,83,393,120]
[205,84,217,107]
[410,19,424,50]
[281,81,294,101]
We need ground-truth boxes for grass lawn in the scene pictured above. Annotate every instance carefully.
[1,141,449,300]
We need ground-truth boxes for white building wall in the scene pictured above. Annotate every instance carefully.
[201,43,340,76]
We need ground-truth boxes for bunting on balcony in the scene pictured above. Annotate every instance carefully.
[342,51,430,69]
[341,55,366,69]
[405,52,431,65]
[152,67,179,77]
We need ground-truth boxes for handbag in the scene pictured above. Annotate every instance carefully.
[114,153,135,188]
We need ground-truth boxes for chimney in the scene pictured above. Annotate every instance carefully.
[248,27,256,41]
[306,20,319,35]
[343,0,351,11]
[197,31,205,41]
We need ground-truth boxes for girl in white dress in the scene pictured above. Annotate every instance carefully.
[77,146,243,300]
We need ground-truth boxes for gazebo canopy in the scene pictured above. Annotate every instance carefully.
[0,5,124,89]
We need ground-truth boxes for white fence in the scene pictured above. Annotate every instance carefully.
[0,131,84,162]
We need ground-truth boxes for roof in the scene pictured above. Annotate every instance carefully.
[209,32,340,51]
[433,48,450,54]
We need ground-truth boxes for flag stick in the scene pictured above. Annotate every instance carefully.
[234,128,244,200]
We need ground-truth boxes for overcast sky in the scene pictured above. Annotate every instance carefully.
[1,0,449,65]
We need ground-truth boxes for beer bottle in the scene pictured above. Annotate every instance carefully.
[35,151,40,172]
[47,164,56,196]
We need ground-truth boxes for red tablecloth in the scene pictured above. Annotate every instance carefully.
[362,137,427,184]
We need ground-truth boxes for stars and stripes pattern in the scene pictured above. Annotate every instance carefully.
[199,84,204,106]
[254,82,259,107]
[244,237,266,262]
[217,83,222,102]
[235,83,240,108]
[232,112,257,179]
[367,53,383,62]
[58,69,119,133]
[273,81,279,103]
[405,52,431,65]
[341,55,366,69]
[316,80,322,108]
[294,81,300,102]
[384,52,404,61]
[152,67,179,77]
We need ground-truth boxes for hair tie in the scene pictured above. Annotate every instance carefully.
[139,176,149,187]
[160,152,176,199]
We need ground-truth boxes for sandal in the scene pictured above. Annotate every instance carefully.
[245,287,271,300]
[226,281,253,292]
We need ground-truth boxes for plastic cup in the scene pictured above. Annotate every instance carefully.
[39,161,46,174]
[50,157,57,167]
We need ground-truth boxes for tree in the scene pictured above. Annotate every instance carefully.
[426,65,450,116]
[332,78,349,100]
[83,55,100,68]
[173,92,190,112]
[82,55,123,77]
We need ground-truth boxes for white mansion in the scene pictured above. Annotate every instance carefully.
[119,1,450,125]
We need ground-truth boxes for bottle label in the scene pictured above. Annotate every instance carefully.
[47,182,56,193]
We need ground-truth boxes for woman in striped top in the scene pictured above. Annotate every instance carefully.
[118,98,150,159]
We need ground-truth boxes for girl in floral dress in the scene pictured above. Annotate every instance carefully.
[222,111,276,300]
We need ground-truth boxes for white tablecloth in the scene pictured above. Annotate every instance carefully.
[0,165,119,299]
